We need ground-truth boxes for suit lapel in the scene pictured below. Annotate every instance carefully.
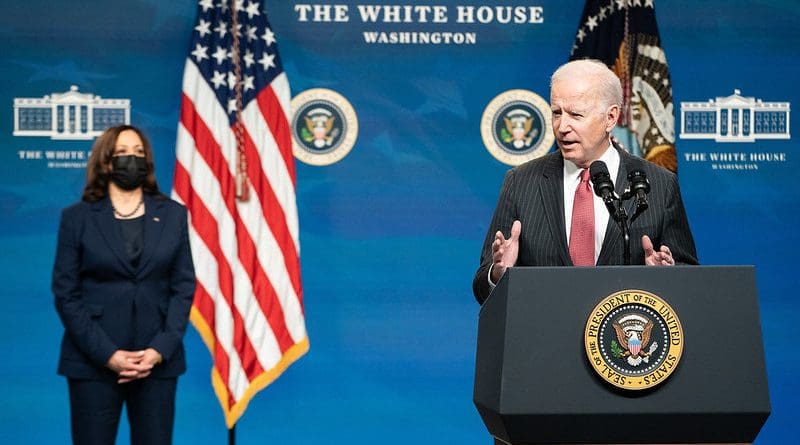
[540,154,572,265]
[138,194,166,273]
[90,198,136,275]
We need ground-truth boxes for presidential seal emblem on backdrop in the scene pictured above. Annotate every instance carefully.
[290,88,358,166]
[481,89,554,166]
[584,290,684,390]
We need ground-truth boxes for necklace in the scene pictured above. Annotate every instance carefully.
[112,199,144,218]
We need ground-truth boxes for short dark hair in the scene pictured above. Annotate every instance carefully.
[82,125,160,202]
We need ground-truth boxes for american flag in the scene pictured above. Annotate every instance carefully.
[172,0,307,428]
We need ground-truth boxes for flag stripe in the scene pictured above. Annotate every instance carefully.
[256,76,296,186]
[240,102,303,303]
[180,67,305,344]
[176,112,286,373]
[175,2,307,427]
[236,126,303,349]
[179,92,297,354]
[191,282,236,401]
[173,161,261,395]
[175,158,264,402]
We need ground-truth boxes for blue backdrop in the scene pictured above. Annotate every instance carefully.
[1,1,798,444]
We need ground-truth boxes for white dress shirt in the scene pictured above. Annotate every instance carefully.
[563,144,620,265]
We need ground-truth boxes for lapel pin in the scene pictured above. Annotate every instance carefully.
[153,217,160,222]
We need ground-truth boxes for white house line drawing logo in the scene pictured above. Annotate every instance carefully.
[13,85,130,140]
[680,89,790,143]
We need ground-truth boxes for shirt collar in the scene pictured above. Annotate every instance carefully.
[563,143,620,183]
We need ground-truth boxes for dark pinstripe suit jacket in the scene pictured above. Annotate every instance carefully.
[472,148,698,304]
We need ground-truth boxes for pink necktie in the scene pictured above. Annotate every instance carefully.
[569,168,595,266]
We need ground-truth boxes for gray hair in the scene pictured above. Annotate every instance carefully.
[550,59,623,109]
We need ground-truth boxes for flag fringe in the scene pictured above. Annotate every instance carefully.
[189,307,310,428]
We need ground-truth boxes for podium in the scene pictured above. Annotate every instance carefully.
[474,266,770,445]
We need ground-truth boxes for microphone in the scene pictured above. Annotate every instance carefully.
[590,160,632,264]
[589,160,616,202]
[626,170,650,210]
[589,160,618,218]
[622,169,651,224]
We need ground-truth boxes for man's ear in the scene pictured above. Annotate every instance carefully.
[605,104,620,132]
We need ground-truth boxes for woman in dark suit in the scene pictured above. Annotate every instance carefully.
[53,125,196,445]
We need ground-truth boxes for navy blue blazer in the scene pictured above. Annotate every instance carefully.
[53,193,196,380]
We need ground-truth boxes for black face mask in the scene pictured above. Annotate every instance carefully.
[110,155,148,190]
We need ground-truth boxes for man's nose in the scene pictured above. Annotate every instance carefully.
[557,116,571,134]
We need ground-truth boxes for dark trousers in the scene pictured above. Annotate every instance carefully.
[68,377,177,445]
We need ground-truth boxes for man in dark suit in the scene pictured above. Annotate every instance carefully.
[473,60,697,304]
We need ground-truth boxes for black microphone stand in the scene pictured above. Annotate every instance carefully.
[613,181,650,265]
[617,206,631,266]
[604,195,631,265]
